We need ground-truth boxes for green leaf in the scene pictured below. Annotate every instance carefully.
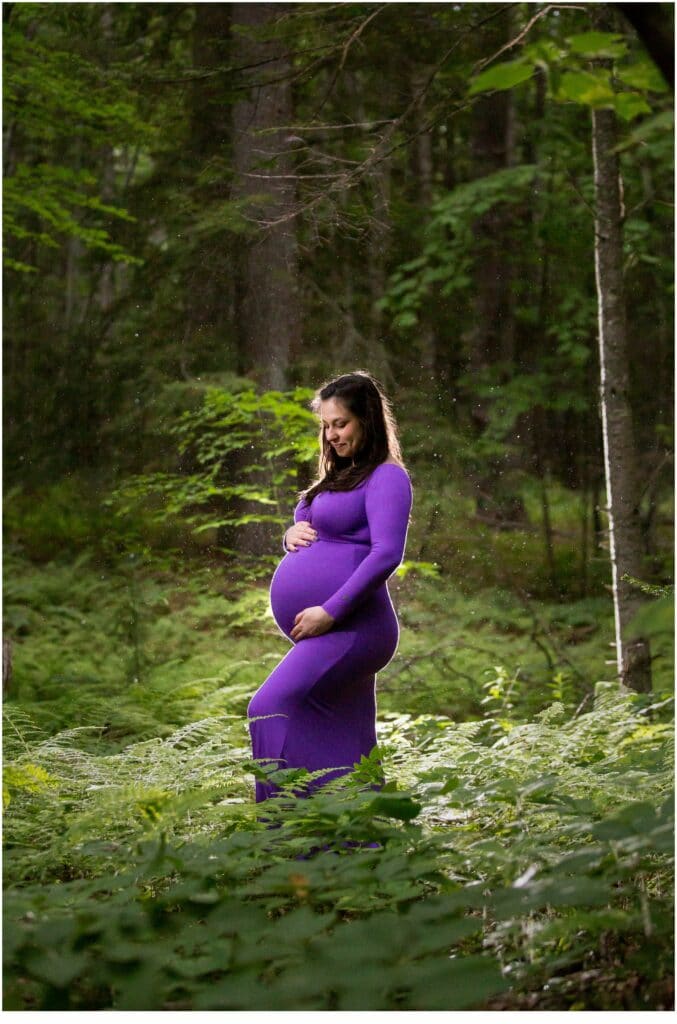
[567,31,628,59]
[468,60,534,97]
[523,39,564,66]
[613,108,674,151]
[617,60,669,93]
[399,954,509,1010]
[365,794,422,821]
[557,69,615,106]
[614,92,653,122]
[23,947,89,988]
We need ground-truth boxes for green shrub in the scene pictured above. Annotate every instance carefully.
[4,680,673,1010]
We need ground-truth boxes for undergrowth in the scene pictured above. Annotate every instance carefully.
[3,685,673,1010]
[3,545,674,1010]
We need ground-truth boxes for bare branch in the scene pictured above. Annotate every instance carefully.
[143,41,337,86]
[337,2,388,73]
[313,3,389,116]
[472,4,590,75]
[243,171,353,180]
[242,2,592,232]
[257,119,395,134]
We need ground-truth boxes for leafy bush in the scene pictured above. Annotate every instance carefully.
[3,529,673,1010]
[109,383,318,546]
[4,678,673,1010]
[3,479,121,563]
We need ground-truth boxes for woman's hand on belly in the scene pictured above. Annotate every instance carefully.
[285,522,318,551]
[291,605,335,641]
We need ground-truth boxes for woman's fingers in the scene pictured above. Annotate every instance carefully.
[287,525,318,550]
[291,609,309,640]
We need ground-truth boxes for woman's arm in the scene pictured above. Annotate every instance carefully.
[320,464,413,624]
[282,497,313,551]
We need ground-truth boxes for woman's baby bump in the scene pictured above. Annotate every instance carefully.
[269,540,365,636]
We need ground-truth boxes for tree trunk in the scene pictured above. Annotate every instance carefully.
[410,66,436,386]
[462,13,520,525]
[187,1,234,377]
[591,102,651,691]
[231,1,299,389]
[229,3,300,555]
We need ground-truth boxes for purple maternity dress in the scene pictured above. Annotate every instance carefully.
[247,462,413,802]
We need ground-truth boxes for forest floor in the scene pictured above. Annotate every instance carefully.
[3,544,674,1011]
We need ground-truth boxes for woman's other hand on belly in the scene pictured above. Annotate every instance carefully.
[291,605,335,641]
[285,523,318,551]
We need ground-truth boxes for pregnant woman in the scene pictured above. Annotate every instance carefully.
[247,371,413,804]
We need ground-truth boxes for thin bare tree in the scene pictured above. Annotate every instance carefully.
[591,96,651,692]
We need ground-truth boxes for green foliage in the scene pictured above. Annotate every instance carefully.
[468,58,534,96]
[3,678,673,1010]
[2,0,673,1005]
[4,164,143,271]
[469,28,668,118]
[456,361,588,449]
[622,574,674,599]
[396,560,441,580]
[109,384,317,542]
[3,540,673,1009]
[378,164,540,331]
[556,68,617,106]
[468,31,659,111]
[3,478,136,563]
[567,31,629,59]
[4,7,150,271]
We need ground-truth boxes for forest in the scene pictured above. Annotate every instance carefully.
[3,0,674,1012]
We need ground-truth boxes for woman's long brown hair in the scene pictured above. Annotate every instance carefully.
[299,370,405,505]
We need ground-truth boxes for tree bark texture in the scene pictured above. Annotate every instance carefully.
[466,85,515,385]
[188,2,235,375]
[462,13,521,524]
[591,102,651,691]
[231,2,300,391]
[228,4,300,555]
[410,66,436,384]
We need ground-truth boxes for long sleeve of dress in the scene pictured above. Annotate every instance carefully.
[321,464,413,624]
[282,497,313,551]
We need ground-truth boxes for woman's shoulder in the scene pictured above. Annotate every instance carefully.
[378,456,408,472]
[368,459,412,486]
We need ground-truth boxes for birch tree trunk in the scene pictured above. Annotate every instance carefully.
[591,102,651,692]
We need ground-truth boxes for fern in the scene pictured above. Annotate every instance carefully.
[3,550,673,1010]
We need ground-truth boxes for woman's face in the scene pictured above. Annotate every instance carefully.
[320,398,363,460]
